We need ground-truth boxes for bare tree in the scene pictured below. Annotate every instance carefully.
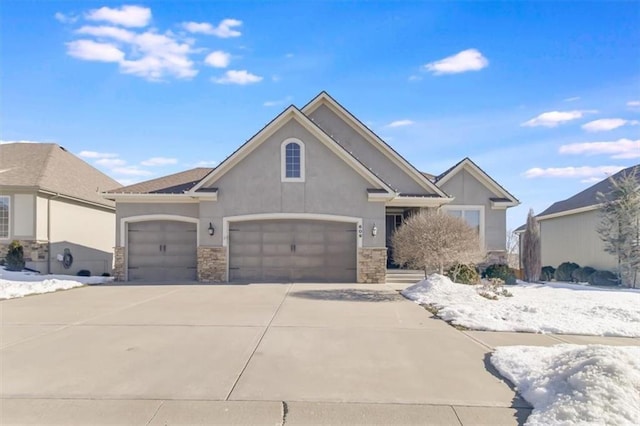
[522,209,541,282]
[506,229,520,269]
[391,209,483,275]
[597,167,640,288]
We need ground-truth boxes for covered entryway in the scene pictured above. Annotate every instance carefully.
[127,220,197,281]
[228,219,357,282]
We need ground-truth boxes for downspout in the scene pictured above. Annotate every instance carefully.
[47,193,60,274]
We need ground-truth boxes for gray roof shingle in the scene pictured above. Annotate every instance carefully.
[106,167,214,194]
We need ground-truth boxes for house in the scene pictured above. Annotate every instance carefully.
[105,92,519,283]
[0,143,121,275]
[519,164,640,271]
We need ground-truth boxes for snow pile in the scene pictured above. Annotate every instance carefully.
[0,268,113,299]
[402,274,640,336]
[491,345,640,426]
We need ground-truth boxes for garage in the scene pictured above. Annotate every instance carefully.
[228,220,357,282]
[127,220,197,281]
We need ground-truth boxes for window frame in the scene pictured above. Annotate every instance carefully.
[0,195,10,240]
[280,138,305,182]
[441,205,485,249]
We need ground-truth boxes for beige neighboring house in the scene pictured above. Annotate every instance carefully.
[0,143,121,275]
[518,164,640,271]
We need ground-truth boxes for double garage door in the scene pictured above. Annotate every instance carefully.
[229,220,357,283]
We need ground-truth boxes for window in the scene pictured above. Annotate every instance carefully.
[443,205,484,247]
[0,196,9,239]
[281,139,305,182]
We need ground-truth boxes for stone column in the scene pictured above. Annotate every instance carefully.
[197,246,227,282]
[357,247,387,283]
[113,247,125,281]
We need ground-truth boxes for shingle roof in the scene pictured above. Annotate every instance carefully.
[107,167,214,194]
[0,143,121,207]
[538,164,640,217]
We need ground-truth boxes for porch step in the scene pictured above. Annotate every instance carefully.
[385,269,426,285]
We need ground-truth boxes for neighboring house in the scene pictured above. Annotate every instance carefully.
[0,143,121,275]
[518,164,640,271]
[105,92,519,283]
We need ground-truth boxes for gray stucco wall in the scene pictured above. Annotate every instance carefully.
[540,210,616,270]
[308,104,430,195]
[199,118,386,248]
[115,202,199,246]
[438,169,506,251]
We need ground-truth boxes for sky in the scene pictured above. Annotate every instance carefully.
[1,1,639,230]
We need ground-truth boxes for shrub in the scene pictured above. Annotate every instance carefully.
[483,263,517,285]
[571,266,596,283]
[588,270,619,286]
[446,263,480,284]
[101,272,111,277]
[554,262,580,282]
[77,269,91,277]
[5,240,25,271]
[540,266,556,281]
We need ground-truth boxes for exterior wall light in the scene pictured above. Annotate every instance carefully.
[371,224,378,237]
[208,222,215,236]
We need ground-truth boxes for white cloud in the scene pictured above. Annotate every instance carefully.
[285,53,294,58]
[112,166,153,176]
[523,165,625,179]
[182,19,242,38]
[0,140,40,144]
[423,49,488,75]
[408,75,422,82]
[95,158,126,167]
[195,160,218,167]
[213,70,262,85]
[581,118,639,132]
[78,150,118,159]
[85,5,151,28]
[580,177,602,184]
[76,25,136,42]
[627,100,640,107]
[564,96,580,102]
[54,12,77,24]
[66,39,125,62]
[522,110,595,127]
[386,119,415,128]
[204,50,231,68]
[559,139,640,159]
[263,96,292,107]
[140,157,178,166]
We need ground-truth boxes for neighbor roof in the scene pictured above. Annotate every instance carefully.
[537,164,640,218]
[106,167,214,194]
[0,143,121,207]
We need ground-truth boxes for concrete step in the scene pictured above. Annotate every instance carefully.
[385,270,425,284]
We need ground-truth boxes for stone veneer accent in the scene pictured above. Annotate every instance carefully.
[113,246,125,281]
[198,246,227,282]
[358,247,387,284]
[0,240,48,262]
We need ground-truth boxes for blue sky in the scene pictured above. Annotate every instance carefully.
[2,1,639,229]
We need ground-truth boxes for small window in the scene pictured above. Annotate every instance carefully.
[0,196,9,239]
[281,139,305,182]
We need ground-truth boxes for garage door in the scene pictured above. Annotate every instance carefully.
[127,220,197,281]
[229,220,357,282]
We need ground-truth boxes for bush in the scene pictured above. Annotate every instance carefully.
[101,272,111,277]
[571,266,596,283]
[554,262,580,282]
[77,269,91,277]
[483,263,517,285]
[540,266,556,281]
[5,240,25,271]
[588,270,619,286]
[446,263,480,284]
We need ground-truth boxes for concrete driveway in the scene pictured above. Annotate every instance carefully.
[1,283,531,425]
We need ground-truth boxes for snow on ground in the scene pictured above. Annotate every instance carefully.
[491,345,640,426]
[0,268,113,299]
[402,274,640,337]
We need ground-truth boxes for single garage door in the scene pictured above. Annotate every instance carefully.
[229,220,357,282]
[127,220,197,281]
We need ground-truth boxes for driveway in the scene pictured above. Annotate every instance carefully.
[1,283,531,425]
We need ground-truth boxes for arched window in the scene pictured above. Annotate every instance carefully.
[281,139,305,182]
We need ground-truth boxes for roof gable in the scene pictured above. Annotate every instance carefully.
[190,105,395,194]
[436,157,519,206]
[301,92,448,197]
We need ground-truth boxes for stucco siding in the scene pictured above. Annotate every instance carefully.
[439,169,506,251]
[13,194,35,238]
[36,195,49,241]
[540,209,616,270]
[115,202,199,246]
[200,118,386,248]
[308,104,429,195]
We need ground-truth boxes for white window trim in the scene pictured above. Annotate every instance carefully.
[281,138,305,182]
[441,205,485,250]
[0,195,10,240]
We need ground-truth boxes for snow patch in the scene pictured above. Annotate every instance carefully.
[491,345,640,425]
[0,268,113,299]
[402,274,640,337]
